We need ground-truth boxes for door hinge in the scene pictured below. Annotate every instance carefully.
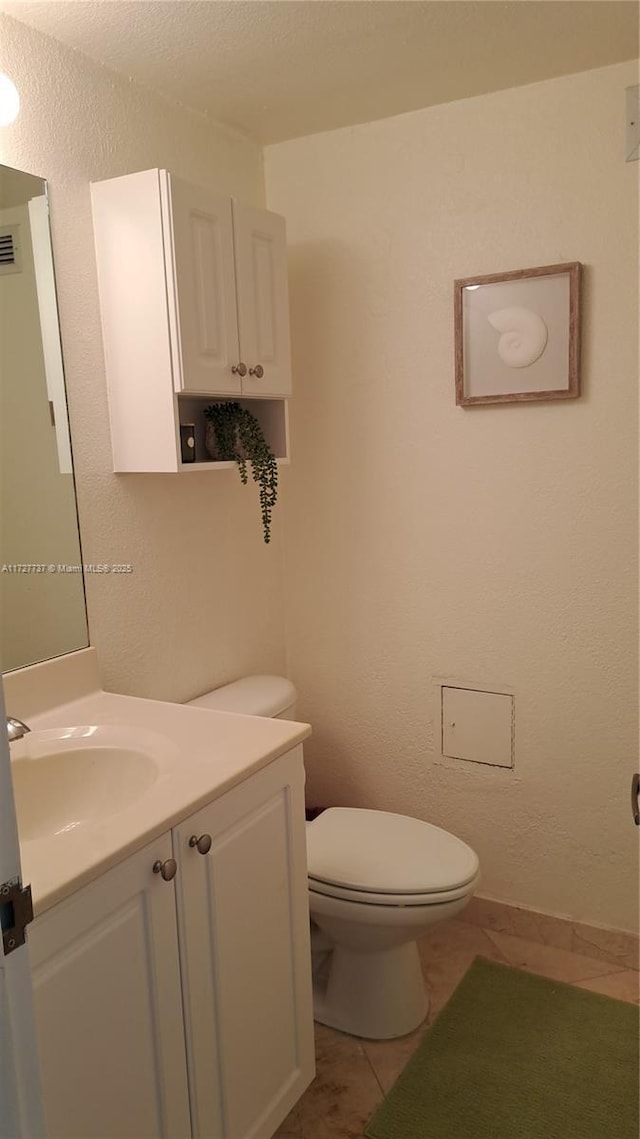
[626,85,639,163]
[0,878,34,955]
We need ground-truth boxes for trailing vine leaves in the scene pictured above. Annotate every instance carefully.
[204,402,278,544]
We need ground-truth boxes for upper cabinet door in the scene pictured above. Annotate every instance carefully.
[166,173,241,395]
[232,201,293,398]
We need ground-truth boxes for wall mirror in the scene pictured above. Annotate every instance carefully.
[0,163,88,672]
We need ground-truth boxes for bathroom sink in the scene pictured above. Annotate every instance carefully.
[10,725,164,841]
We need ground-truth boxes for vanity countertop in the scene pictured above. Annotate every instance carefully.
[11,688,311,916]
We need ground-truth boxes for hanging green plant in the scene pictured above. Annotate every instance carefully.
[203,402,278,544]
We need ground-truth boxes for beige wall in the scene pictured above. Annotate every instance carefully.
[1,15,637,933]
[265,62,639,932]
[0,202,87,670]
[0,14,287,700]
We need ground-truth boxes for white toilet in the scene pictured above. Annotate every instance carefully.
[187,675,480,1040]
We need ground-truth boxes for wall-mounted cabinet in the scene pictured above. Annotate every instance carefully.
[90,169,292,472]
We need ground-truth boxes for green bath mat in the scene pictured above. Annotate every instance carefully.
[365,956,639,1139]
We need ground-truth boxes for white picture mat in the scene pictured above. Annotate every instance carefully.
[462,272,570,397]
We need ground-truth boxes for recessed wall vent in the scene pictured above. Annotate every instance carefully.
[0,225,22,275]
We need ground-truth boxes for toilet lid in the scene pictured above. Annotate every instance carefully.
[306,808,479,895]
[187,675,296,718]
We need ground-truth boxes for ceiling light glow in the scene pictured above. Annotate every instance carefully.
[0,73,20,126]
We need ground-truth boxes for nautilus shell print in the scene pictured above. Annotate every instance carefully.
[487,306,548,368]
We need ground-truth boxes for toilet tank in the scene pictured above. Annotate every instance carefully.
[187,675,298,720]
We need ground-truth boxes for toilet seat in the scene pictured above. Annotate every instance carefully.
[308,873,480,908]
[307,807,479,905]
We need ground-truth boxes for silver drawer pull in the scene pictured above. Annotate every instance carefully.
[153,858,177,881]
[248,364,264,378]
[189,833,212,855]
[231,362,247,377]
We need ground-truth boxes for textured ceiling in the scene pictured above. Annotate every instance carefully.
[2,1,638,144]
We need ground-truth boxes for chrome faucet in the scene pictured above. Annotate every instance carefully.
[7,717,31,742]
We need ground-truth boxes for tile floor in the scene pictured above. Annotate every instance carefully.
[275,915,639,1139]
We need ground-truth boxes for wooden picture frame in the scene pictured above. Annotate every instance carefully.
[454,262,582,406]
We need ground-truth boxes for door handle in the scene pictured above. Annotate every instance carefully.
[632,774,640,826]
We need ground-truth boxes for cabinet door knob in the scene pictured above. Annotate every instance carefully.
[248,364,264,378]
[189,833,212,855]
[153,858,177,881]
[231,362,247,377]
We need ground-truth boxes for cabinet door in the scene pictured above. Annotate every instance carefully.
[232,201,293,398]
[167,173,241,395]
[28,834,191,1139]
[175,747,314,1139]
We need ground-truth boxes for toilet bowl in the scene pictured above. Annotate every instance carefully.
[187,675,480,1040]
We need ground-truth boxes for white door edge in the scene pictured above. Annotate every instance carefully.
[0,679,46,1138]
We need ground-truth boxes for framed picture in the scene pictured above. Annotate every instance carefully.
[454,262,582,406]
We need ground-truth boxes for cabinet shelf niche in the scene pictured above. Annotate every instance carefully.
[177,396,289,471]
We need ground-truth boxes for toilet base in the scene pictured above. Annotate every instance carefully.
[312,939,429,1040]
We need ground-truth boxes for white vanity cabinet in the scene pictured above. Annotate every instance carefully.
[90,169,292,473]
[28,746,314,1139]
[28,831,191,1139]
[175,750,315,1139]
